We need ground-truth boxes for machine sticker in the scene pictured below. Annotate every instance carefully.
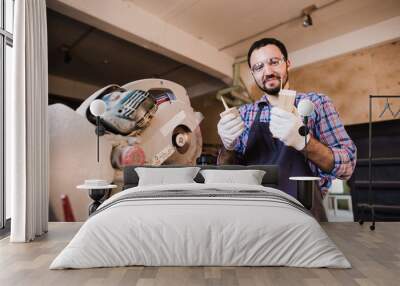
[151,144,175,165]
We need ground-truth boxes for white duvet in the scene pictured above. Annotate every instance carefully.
[50,183,351,269]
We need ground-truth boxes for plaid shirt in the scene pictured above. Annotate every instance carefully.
[234,92,357,192]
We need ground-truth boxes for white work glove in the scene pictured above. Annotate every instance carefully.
[217,113,245,150]
[270,107,310,151]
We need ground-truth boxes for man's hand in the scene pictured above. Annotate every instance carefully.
[270,107,309,151]
[217,113,245,150]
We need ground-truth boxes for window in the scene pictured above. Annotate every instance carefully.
[5,0,13,34]
[1,0,14,232]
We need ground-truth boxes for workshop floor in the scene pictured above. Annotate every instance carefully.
[0,222,398,286]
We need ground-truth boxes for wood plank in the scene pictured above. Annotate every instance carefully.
[290,40,400,125]
[1,222,400,286]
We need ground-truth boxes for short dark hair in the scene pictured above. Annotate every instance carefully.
[247,38,288,67]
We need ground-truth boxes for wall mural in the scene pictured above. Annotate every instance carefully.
[49,79,203,221]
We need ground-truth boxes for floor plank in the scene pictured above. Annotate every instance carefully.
[0,222,399,286]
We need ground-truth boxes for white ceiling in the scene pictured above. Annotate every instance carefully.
[128,0,400,58]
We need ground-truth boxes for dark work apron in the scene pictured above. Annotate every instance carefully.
[240,102,327,221]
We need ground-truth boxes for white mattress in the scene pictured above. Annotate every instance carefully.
[50,183,351,269]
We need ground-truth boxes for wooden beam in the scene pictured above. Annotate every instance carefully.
[47,0,234,82]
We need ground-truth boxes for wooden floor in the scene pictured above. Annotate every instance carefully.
[0,222,399,286]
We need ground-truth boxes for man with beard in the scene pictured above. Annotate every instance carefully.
[217,38,357,220]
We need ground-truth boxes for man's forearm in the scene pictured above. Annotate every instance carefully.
[217,147,240,165]
[303,135,334,173]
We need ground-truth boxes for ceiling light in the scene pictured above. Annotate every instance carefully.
[301,4,317,28]
[61,45,72,64]
[63,51,72,64]
[302,14,313,27]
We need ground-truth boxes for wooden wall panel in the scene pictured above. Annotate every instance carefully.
[291,40,400,125]
[371,41,400,95]
[191,93,225,145]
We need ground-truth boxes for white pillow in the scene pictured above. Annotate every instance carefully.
[200,169,266,185]
[135,167,200,186]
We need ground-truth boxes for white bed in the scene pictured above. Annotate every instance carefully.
[50,182,350,269]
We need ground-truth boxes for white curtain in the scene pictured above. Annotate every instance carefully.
[8,0,49,242]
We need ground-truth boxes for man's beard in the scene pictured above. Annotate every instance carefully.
[255,72,289,95]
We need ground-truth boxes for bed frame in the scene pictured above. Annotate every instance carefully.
[123,165,279,190]
[123,164,316,210]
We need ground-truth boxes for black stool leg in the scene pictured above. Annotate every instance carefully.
[358,205,364,225]
[370,206,375,231]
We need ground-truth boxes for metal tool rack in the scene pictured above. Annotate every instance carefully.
[358,95,400,230]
